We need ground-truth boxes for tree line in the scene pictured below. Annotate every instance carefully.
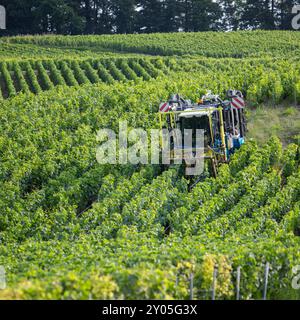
[0,0,299,35]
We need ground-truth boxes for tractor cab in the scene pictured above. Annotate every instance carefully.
[177,109,213,148]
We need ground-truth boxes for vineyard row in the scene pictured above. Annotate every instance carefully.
[0,58,167,99]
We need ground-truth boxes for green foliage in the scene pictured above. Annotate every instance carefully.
[36,61,54,91]
[71,60,90,85]
[0,32,299,300]
[22,61,42,94]
[45,60,66,86]
[58,61,78,87]
[12,62,30,94]
[0,61,16,97]
[0,77,298,299]
[0,58,166,99]
[4,31,300,58]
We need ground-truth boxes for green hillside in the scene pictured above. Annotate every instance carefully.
[0,31,299,300]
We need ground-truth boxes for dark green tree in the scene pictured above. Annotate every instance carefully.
[35,0,85,34]
[160,0,181,32]
[112,0,137,33]
[174,0,222,31]
[93,0,114,34]
[136,0,165,32]
[189,0,222,31]
[238,0,276,29]
[1,0,299,35]
[278,0,299,29]
[219,0,242,30]
[1,0,36,35]
[1,0,84,35]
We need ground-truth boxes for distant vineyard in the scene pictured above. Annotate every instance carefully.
[3,30,300,58]
[1,57,300,105]
[0,58,169,99]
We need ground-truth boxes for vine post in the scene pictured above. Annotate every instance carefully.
[189,272,194,300]
[263,262,270,300]
[236,266,241,300]
[212,265,218,300]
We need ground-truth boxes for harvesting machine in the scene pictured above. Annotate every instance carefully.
[158,90,247,178]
